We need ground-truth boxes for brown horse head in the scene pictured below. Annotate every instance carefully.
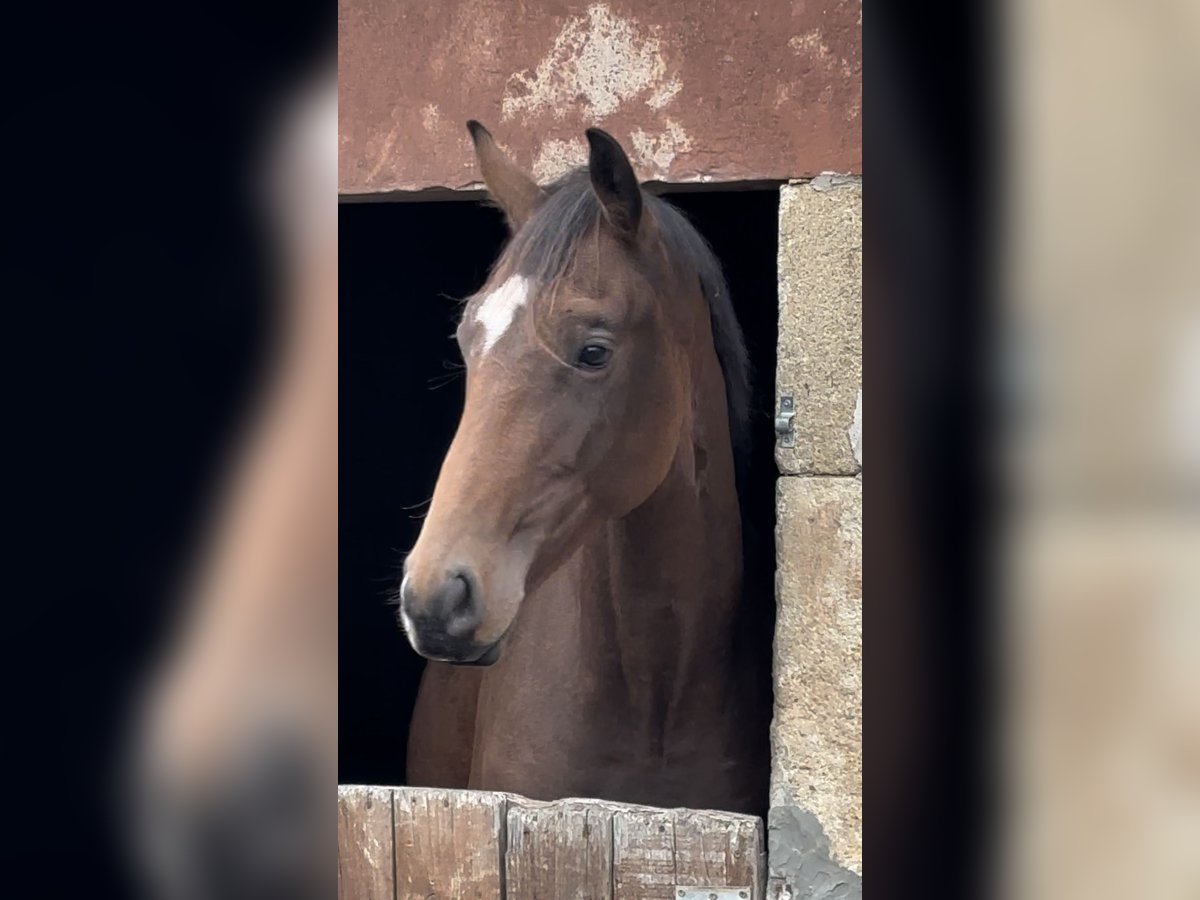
[399,122,748,665]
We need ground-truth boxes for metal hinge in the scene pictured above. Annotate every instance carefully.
[775,394,796,448]
[675,889,752,900]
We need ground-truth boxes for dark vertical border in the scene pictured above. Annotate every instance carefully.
[865,0,997,895]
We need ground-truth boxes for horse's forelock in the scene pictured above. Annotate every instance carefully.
[489,168,751,457]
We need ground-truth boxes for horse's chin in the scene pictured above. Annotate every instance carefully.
[451,619,514,667]
[455,641,502,667]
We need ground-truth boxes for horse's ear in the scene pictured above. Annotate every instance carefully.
[585,128,642,240]
[466,120,544,229]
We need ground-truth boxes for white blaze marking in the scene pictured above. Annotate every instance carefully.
[475,274,531,353]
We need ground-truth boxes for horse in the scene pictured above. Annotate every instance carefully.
[400,122,770,816]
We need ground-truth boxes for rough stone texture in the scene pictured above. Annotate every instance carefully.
[338,0,862,195]
[772,477,862,875]
[776,178,862,475]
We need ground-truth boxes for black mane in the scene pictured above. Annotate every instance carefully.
[496,168,752,456]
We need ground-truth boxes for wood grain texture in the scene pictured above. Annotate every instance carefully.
[613,806,763,900]
[506,798,614,900]
[338,785,396,900]
[338,786,764,900]
[393,787,507,900]
[671,809,762,898]
[613,806,678,900]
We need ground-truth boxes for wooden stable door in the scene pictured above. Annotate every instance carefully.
[338,785,764,900]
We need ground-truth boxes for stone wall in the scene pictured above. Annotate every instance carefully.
[769,178,862,898]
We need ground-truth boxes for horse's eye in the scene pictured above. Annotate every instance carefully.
[576,343,612,369]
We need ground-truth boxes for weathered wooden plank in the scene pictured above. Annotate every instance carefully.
[506,798,614,900]
[613,805,764,900]
[671,808,763,899]
[613,806,678,900]
[392,787,507,900]
[338,785,395,900]
[339,785,763,900]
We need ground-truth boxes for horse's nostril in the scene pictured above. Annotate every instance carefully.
[442,572,480,637]
[399,567,484,656]
[443,574,468,612]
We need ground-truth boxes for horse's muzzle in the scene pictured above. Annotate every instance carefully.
[399,568,500,664]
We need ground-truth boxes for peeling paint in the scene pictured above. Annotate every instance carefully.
[420,103,440,132]
[531,137,588,182]
[339,0,862,193]
[646,75,682,109]
[501,4,676,121]
[366,122,401,182]
[789,29,832,61]
[629,119,693,173]
[789,29,856,77]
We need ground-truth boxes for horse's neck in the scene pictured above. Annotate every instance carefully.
[577,428,744,736]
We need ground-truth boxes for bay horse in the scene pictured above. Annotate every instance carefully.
[401,122,770,815]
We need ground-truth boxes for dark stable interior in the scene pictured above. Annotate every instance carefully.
[340,188,780,791]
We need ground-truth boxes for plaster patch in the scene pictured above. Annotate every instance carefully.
[810,171,861,192]
[789,29,856,78]
[629,119,693,173]
[420,103,440,132]
[789,30,833,62]
[532,138,588,182]
[366,122,400,183]
[501,4,675,121]
[475,275,532,353]
[646,76,682,109]
[767,804,862,898]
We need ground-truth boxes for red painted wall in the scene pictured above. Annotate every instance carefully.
[339,0,862,194]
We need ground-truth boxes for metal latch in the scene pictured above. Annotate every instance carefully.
[775,394,796,448]
[675,889,752,900]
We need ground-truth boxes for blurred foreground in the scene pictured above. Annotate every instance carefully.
[125,63,337,900]
[1000,0,1200,896]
